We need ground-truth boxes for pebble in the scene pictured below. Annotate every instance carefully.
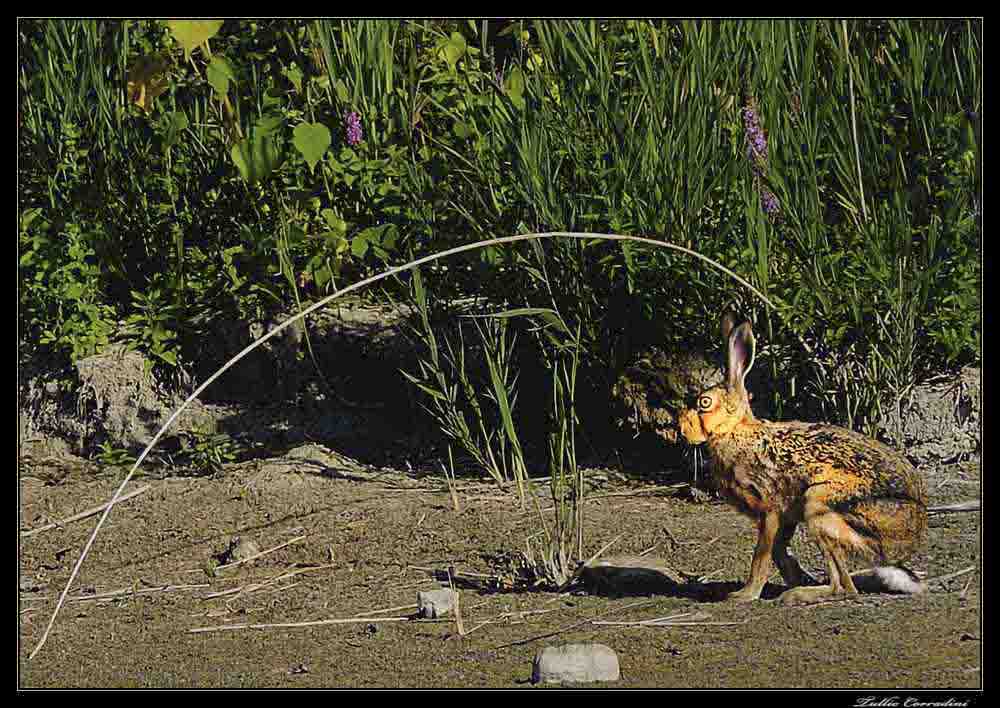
[417,588,457,619]
[531,643,621,684]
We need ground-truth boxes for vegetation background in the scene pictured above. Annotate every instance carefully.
[19,19,981,472]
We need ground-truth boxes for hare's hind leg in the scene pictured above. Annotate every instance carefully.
[779,508,862,605]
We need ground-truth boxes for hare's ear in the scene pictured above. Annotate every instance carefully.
[726,321,755,391]
[719,310,742,345]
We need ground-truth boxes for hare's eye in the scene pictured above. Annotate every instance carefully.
[697,394,713,411]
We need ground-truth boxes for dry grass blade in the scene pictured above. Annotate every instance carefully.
[927,500,981,515]
[67,583,209,603]
[491,598,656,651]
[205,562,336,601]
[925,565,977,586]
[21,484,152,538]
[215,535,307,571]
[189,616,412,634]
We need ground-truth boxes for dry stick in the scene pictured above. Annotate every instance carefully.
[491,598,657,651]
[356,604,417,617]
[925,565,977,586]
[447,566,465,637]
[459,608,559,640]
[29,231,787,661]
[593,610,705,626]
[928,500,981,515]
[203,564,324,600]
[66,583,209,603]
[189,616,412,634]
[214,535,307,571]
[20,484,152,538]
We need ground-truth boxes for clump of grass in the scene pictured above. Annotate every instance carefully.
[401,267,529,502]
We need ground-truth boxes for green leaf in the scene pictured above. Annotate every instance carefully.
[334,78,350,104]
[351,235,369,258]
[165,20,224,59]
[231,130,283,184]
[313,263,332,289]
[162,110,189,148]
[453,121,474,139]
[256,114,286,136]
[282,64,303,93]
[504,67,526,109]
[206,55,236,96]
[471,307,569,334]
[440,32,467,68]
[293,122,332,172]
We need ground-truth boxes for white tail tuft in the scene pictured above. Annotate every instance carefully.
[852,566,927,595]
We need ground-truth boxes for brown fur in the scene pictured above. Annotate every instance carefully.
[678,315,927,603]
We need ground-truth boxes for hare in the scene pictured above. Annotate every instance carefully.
[677,314,928,604]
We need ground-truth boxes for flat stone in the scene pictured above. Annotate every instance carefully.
[531,643,621,684]
[417,588,456,619]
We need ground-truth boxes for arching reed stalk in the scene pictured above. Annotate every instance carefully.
[28,230,786,660]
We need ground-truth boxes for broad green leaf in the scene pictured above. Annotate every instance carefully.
[440,32,467,67]
[231,131,283,184]
[256,114,286,136]
[313,263,332,290]
[293,122,331,172]
[282,64,303,93]
[351,235,369,258]
[504,67,525,109]
[162,110,189,148]
[165,20,224,59]
[334,79,350,104]
[206,55,236,96]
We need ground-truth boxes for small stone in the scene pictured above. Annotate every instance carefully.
[219,536,260,565]
[531,643,621,684]
[417,588,456,619]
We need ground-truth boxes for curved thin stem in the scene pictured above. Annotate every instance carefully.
[27,230,795,660]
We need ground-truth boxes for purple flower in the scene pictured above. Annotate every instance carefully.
[759,186,780,216]
[344,110,362,147]
[742,105,768,170]
[743,100,780,220]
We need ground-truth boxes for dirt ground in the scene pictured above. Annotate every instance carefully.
[18,442,981,689]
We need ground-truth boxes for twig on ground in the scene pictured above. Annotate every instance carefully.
[21,484,152,538]
[927,500,980,515]
[491,599,656,651]
[189,616,412,633]
[925,565,977,586]
[215,535,307,571]
[67,583,209,603]
[355,604,417,617]
[593,611,749,628]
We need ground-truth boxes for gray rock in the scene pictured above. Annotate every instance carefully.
[417,588,456,619]
[219,537,260,565]
[532,643,621,684]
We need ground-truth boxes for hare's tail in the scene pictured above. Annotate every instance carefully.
[851,566,927,595]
